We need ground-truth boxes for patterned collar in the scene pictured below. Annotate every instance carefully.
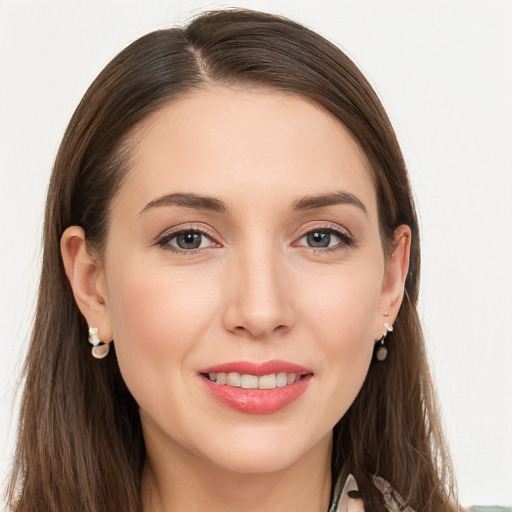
[330,473,417,512]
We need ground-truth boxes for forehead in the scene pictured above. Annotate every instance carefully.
[116,86,377,217]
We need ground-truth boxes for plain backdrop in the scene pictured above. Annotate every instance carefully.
[1,0,511,507]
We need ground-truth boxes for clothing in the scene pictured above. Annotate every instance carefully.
[330,473,416,512]
[467,509,512,512]
[330,475,511,512]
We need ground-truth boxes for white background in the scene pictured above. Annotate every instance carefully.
[1,0,511,507]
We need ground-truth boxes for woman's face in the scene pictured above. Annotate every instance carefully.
[98,86,401,474]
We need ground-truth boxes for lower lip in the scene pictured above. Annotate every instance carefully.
[202,375,312,414]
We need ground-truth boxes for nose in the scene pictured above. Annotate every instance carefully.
[222,246,295,339]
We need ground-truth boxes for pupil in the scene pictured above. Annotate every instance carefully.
[307,231,330,248]
[177,232,202,249]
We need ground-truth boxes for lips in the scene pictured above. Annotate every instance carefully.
[199,360,313,414]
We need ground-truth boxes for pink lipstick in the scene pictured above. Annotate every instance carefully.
[199,360,313,414]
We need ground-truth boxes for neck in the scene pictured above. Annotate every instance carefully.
[141,434,333,512]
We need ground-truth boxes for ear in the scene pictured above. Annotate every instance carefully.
[375,225,411,337]
[60,226,113,343]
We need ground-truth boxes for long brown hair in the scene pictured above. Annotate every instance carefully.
[7,9,458,511]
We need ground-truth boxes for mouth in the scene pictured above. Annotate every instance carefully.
[203,371,304,389]
[199,361,313,414]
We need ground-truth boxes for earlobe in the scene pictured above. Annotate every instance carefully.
[60,226,113,342]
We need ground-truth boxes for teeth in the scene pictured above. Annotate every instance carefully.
[241,374,259,389]
[258,374,276,389]
[226,372,241,387]
[276,372,288,387]
[207,372,301,389]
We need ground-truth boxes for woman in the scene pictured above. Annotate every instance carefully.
[6,8,459,512]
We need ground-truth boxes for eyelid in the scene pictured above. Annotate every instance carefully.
[153,223,221,249]
[293,222,353,241]
[292,222,356,250]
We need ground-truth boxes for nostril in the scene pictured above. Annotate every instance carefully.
[222,284,295,337]
[229,323,289,338]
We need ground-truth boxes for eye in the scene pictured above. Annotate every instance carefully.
[302,231,337,248]
[159,229,215,250]
[296,227,354,250]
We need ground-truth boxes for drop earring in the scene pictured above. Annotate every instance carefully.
[88,327,110,359]
[374,322,393,362]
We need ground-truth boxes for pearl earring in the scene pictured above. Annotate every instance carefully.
[374,322,393,362]
[88,327,110,359]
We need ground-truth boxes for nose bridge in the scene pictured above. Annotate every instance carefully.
[223,238,293,338]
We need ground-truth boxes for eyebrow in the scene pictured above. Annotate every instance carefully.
[292,191,367,215]
[139,193,227,215]
[139,190,367,216]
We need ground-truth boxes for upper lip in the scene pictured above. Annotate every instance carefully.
[199,360,312,376]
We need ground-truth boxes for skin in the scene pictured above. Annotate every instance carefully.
[61,86,410,512]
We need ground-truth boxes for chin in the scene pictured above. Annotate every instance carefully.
[211,448,303,475]
[202,427,331,475]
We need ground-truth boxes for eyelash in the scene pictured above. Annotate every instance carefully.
[293,224,355,254]
[155,225,219,254]
[155,223,355,254]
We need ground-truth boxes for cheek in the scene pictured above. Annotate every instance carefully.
[298,265,382,420]
[300,262,383,346]
[109,259,215,335]
[104,261,219,395]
